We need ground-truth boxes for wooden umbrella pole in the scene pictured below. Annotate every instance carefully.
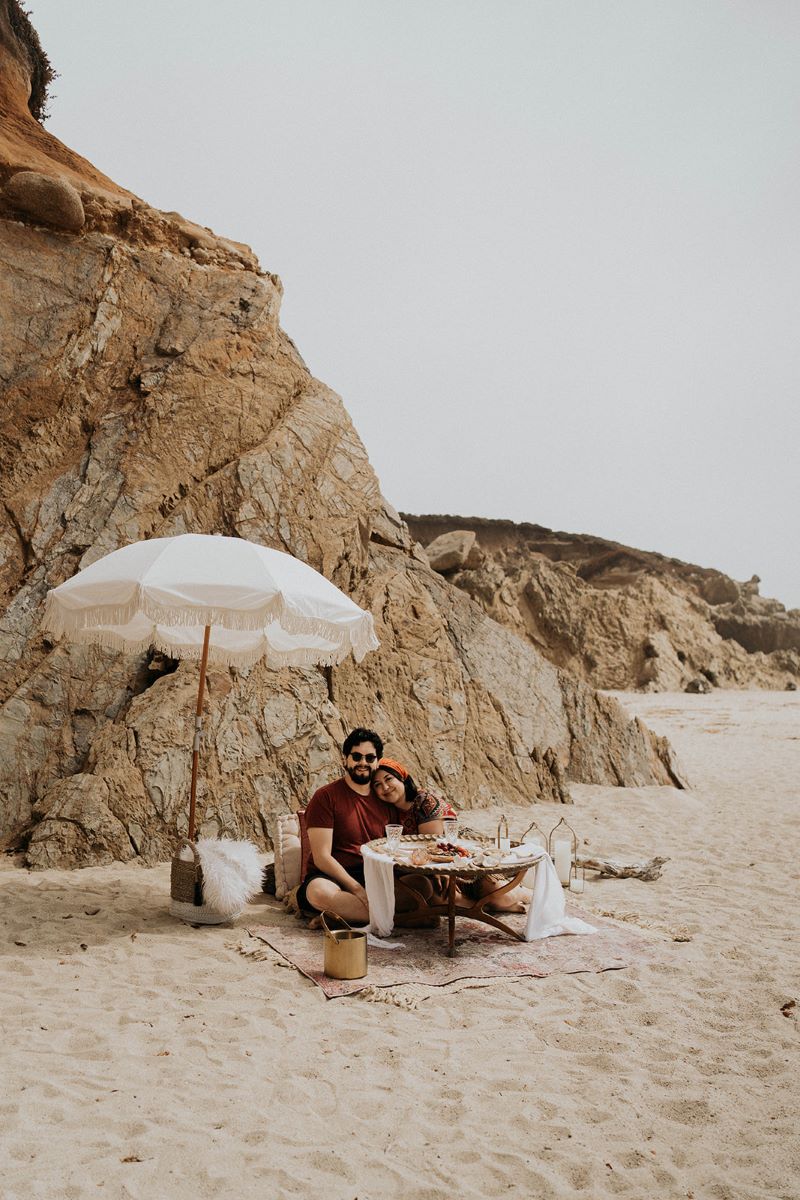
[187,624,212,842]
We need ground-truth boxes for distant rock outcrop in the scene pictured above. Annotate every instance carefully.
[404,516,800,692]
[0,2,684,867]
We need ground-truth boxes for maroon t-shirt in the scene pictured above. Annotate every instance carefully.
[304,777,396,872]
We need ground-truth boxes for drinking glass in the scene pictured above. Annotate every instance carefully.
[385,824,403,851]
[443,817,458,842]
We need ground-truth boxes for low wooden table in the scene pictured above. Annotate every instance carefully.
[365,835,539,957]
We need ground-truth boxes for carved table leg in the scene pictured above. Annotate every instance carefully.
[467,868,529,941]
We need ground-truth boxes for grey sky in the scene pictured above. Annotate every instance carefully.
[29,1,800,606]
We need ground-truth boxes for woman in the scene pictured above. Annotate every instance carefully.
[372,758,454,911]
[373,758,529,913]
[372,758,454,835]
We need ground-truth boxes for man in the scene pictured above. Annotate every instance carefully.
[296,727,396,923]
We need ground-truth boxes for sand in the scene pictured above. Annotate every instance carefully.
[1,690,798,1200]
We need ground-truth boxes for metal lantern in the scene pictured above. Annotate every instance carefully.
[518,818,547,888]
[519,818,547,851]
[548,816,577,887]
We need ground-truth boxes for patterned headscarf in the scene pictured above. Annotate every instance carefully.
[376,757,418,803]
[376,757,409,782]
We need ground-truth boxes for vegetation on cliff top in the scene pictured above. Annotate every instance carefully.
[7,0,56,122]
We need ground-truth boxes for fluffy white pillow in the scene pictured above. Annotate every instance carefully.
[195,837,263,916]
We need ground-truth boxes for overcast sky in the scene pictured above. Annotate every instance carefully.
[29,1,800,606]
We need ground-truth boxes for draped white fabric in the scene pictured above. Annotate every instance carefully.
[510,844,597,940]
[363,844,399,938]
[43,534,379,668]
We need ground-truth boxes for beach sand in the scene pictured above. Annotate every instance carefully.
[1,691,798,1199]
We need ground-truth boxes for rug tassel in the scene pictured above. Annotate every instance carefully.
[357,985,421,1011]
[230,936,274,962]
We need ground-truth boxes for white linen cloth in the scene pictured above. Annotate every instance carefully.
[362,843,398,938]
[509,845,596,940]
[361,842,596,941]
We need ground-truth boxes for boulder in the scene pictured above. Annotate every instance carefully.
[698,574,740,606]
[425,529,477,573]
[4,171,85,231]
[685,677,712,694]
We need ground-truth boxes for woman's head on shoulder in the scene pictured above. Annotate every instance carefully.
[373,757,417,810]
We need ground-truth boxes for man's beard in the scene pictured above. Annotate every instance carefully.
[345,763,374,785]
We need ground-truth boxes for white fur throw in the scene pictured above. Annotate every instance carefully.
[193,838,263,916]
[274,814,302,899]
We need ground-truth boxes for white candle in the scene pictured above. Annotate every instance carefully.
[554,840,572,885]
[569,875,585,894]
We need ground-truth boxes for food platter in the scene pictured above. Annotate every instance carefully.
[368,834,539,878]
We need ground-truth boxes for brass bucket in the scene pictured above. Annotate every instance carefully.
[321,912,368,980]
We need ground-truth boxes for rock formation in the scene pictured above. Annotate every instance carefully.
[4,169,84,230]
[0,2,683,868]
[404,515,800,692]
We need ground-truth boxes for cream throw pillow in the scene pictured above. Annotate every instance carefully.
[274,813,302,900]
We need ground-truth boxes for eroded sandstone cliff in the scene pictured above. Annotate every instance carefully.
[0,2,683,867]
[404,516,800,692]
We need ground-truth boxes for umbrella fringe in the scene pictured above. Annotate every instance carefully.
[42,592,378,664]
[42,617,377,668]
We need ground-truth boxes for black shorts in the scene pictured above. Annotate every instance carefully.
[295,862,366,914]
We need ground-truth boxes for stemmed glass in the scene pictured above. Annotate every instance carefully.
[385,824,403,852]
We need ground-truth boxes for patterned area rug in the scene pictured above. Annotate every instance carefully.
[244,907,657,999]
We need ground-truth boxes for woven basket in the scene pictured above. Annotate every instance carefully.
[169,897,244,925]
[170,839,203,905]
[168,838,246,925]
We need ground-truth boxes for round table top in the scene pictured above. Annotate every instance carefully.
[364,833,540,879]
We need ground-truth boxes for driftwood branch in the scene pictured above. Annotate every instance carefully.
[576,855,669,881]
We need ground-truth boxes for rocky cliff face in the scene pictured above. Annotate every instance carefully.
[404,516,800,692]
[0,2,683,867]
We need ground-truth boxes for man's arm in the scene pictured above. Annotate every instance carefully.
[306,826,367,900]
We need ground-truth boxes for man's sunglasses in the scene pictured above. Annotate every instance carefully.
[349,752,377,763]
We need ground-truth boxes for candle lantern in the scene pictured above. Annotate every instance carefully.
[569,862,586,895]
[519,819,547,851]
[548,816,577,887]
[496,814,511,852]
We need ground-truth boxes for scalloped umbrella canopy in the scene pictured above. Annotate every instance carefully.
[43,534,379,667]
[43,534,379,838]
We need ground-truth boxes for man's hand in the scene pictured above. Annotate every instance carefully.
[348,883,369,912]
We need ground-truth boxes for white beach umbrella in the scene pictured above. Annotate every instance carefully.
[43,533,379,838]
